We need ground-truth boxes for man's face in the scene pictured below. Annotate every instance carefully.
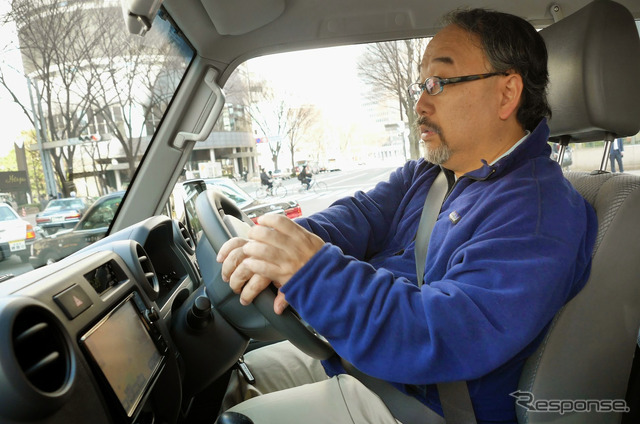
[416,25,504,175]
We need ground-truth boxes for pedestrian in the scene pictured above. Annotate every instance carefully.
[610,137,624,172]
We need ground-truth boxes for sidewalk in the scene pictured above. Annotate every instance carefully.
[570,143,640,173]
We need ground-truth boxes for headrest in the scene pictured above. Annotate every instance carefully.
[540,0,640,143]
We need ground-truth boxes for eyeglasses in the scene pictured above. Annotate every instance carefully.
[407,72,509,102]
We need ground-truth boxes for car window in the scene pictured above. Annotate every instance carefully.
[0,2,193,271]
[80,198,122,230]
[0,206,18,221]
[46,199,83,209]
[206,182,252,206]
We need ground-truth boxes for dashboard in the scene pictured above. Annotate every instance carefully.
[0,215,249,424]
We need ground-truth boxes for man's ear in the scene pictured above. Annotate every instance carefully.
[498,73,523,121]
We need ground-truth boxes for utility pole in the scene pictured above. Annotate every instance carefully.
[27,77,57,198]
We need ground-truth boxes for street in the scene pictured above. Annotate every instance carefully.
[252,165,398,216]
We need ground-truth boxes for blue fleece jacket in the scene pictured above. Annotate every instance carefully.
[283,119,597,423]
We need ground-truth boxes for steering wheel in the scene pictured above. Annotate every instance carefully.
[195,189,334,360]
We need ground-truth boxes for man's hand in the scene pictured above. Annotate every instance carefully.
[216,214,325,314]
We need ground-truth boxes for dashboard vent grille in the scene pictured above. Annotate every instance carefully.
[178,221,195,252]
[136,244,156,289]
[12,307,70,393]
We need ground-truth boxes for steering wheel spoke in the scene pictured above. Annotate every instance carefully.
[195,189,334,360]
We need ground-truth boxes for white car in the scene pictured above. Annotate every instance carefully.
[0,204,36,263]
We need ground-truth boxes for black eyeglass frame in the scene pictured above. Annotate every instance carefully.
[407,72,509,101]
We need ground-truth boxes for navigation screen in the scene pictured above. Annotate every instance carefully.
[82,299,162,417]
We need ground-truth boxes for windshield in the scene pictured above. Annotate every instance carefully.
[0,1,193,275]
[45,199,86,210]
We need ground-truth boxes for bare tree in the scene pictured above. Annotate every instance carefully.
[233,73,286,170]
[286,105,320,173]
[229,66,321,171]
[87,9,187,178]
[0,0,107,196]
[357,38,429,160]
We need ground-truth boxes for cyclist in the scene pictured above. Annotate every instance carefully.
[297,165,312,190]
[260,167,273,192]
[260,167,273,193]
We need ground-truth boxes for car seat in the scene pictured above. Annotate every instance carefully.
[517,1,640,423]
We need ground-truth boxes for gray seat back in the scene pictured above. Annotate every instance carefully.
[517,1,640,423]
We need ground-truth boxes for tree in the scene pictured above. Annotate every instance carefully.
[357,38,429,160]
[87,10,187,178]
[0,0,106,196]
[241,78,288,171]
[22,130,45,202]
[286,105,320,173]
[228,66,318,172]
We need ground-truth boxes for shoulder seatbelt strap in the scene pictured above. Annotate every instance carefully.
[415,169,448,287]
[415,168,478,424]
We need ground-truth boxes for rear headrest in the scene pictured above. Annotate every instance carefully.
[540,0,640,143]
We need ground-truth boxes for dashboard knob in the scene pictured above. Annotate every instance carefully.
[187,295,212,329]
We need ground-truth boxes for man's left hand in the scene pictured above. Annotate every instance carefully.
[218,214,325,313]
[240,214,324,307]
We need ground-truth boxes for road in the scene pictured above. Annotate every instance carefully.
[237,165,398,216]
[290,165,397,216]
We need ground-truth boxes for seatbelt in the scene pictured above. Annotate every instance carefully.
[415,169,478,424]
[414,170,448,286]
[341,359,445,424]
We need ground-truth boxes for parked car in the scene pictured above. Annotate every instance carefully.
[202,178,302,221]
[29,192,123,268]
[0,204,37,263]
[172,178,302,226]
[551,143,573,169]
[35,197,92,234]
[272,169,291,179]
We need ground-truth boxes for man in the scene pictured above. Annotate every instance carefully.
[218,9,597,424]
[259,167,273,192]
[297,165,312,190]
[610,137,624,172]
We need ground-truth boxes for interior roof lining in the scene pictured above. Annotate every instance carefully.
[164,0,640,86]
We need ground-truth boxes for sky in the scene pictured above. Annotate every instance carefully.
[0,1,31,156]
[244,44,368,123]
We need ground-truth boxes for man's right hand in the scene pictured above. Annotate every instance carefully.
[217,237,289,314]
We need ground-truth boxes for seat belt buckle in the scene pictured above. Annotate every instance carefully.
[236,357,256,384]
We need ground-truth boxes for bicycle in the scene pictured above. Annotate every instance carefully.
[298,178,327,194]
[255,179,287,199]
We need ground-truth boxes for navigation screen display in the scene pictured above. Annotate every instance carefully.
[82,299,162,417]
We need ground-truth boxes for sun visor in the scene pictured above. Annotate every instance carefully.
[541,0,640,142]
[202,0,285,36]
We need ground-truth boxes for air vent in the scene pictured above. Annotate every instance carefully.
[177,221,195,254]
[136,244,159,300]
[12,306,70,393]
